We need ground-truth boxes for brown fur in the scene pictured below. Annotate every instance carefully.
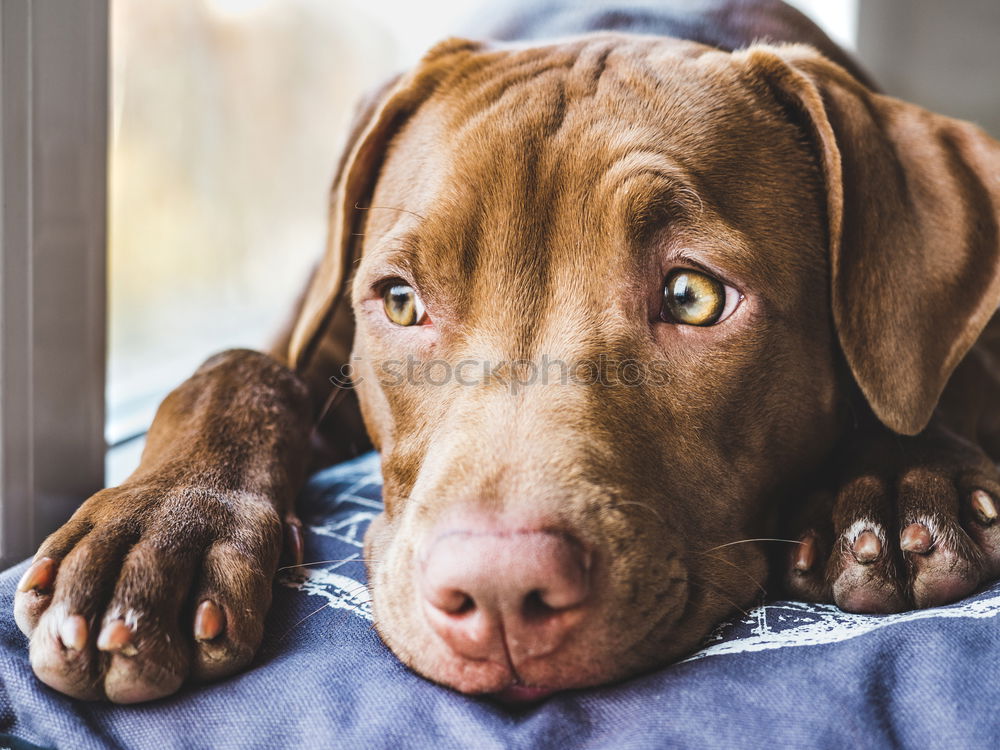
[13,1,1000,703]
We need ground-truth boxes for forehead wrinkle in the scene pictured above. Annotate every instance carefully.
[599,154,704,235]
[435,41,587,131]
[429,115,562,361]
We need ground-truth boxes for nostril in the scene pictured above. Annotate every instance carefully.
[452,592,476,616]
[430,588,477,616]
[521,585,587,622]
[522,590,557,621]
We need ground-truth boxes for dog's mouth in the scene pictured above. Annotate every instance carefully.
[367,504,705,697]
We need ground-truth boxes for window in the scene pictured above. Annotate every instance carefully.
[106,0,478,481]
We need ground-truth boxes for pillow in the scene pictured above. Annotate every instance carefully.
[2,451,999,749]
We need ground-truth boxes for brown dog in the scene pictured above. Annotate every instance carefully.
[13,0,1000,703]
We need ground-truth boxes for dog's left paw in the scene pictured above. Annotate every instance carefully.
[781,427,1000,612]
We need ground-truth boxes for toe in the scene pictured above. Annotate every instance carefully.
[962,487,1000,577]
[28,525,136,699]
[191,529,280,683]
[29,604,104,700]
[14,518,92,636]
[828,476,908,613]
[897,468,984,607]
[903,518,982,608]
[14,557,60,636]
[784,531,833,601]
[830,522,908,613]
[100,531,205,704]
[780,491,834,602]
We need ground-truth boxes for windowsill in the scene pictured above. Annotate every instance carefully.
[105,435,146,487]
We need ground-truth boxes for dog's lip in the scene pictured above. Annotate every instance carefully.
[491,684,559,704]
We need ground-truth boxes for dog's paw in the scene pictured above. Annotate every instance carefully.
[12,481,296,702]
[781,428,1000,613]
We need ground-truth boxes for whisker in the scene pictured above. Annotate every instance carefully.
[691,551,766,596]
[277,558,374,573]
[355,203,427,221]
[312,385,350,432]
[703,538,803,553]
[686,579,750,618]
[278,602,331,641]
[612,500,668,527]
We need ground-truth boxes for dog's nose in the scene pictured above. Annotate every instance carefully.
[421,529,590,662]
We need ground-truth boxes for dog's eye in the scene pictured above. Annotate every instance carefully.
[383,283,428,326]
[661,269,737,326]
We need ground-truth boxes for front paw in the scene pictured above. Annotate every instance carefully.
[782,429,1000,613]
[12,481,292,703]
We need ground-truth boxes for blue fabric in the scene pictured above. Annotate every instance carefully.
[2,451,998,749]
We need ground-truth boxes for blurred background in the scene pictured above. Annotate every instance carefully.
[106,0,1000,478]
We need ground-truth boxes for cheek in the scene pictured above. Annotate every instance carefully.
[646,325,836,492]
[352,326,449,464]
[351,337,399,454]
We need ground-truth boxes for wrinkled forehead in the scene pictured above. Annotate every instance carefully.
[362,36,824,306]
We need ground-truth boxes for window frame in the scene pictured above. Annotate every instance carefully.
[0,0,108,568]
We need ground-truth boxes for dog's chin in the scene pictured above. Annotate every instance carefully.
[372,595,706,702]
[415,628,702,702]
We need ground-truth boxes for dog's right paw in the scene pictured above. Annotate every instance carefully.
[13,481,294,703]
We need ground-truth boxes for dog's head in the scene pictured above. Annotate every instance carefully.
[289,35,1000,696]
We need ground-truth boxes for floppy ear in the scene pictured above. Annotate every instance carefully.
[287,38,484,369]
[739,44,1000,435]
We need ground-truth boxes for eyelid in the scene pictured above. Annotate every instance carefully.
[667,254,743,292]
[373,275,413,297]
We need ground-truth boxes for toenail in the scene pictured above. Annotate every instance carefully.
[285,520,304,567]
[60,615,88,651]
[972,490,998,525]
[97,620,136,655]
[852,530,881,563]
[194,600,225,642]
[794,534,816,573]
[17,557,57,593]
[900,523,933,554]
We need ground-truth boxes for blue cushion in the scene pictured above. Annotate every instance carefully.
[2,451,999,748]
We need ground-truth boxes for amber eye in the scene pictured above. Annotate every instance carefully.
[383,283,428,326]
[661,269,727,326]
